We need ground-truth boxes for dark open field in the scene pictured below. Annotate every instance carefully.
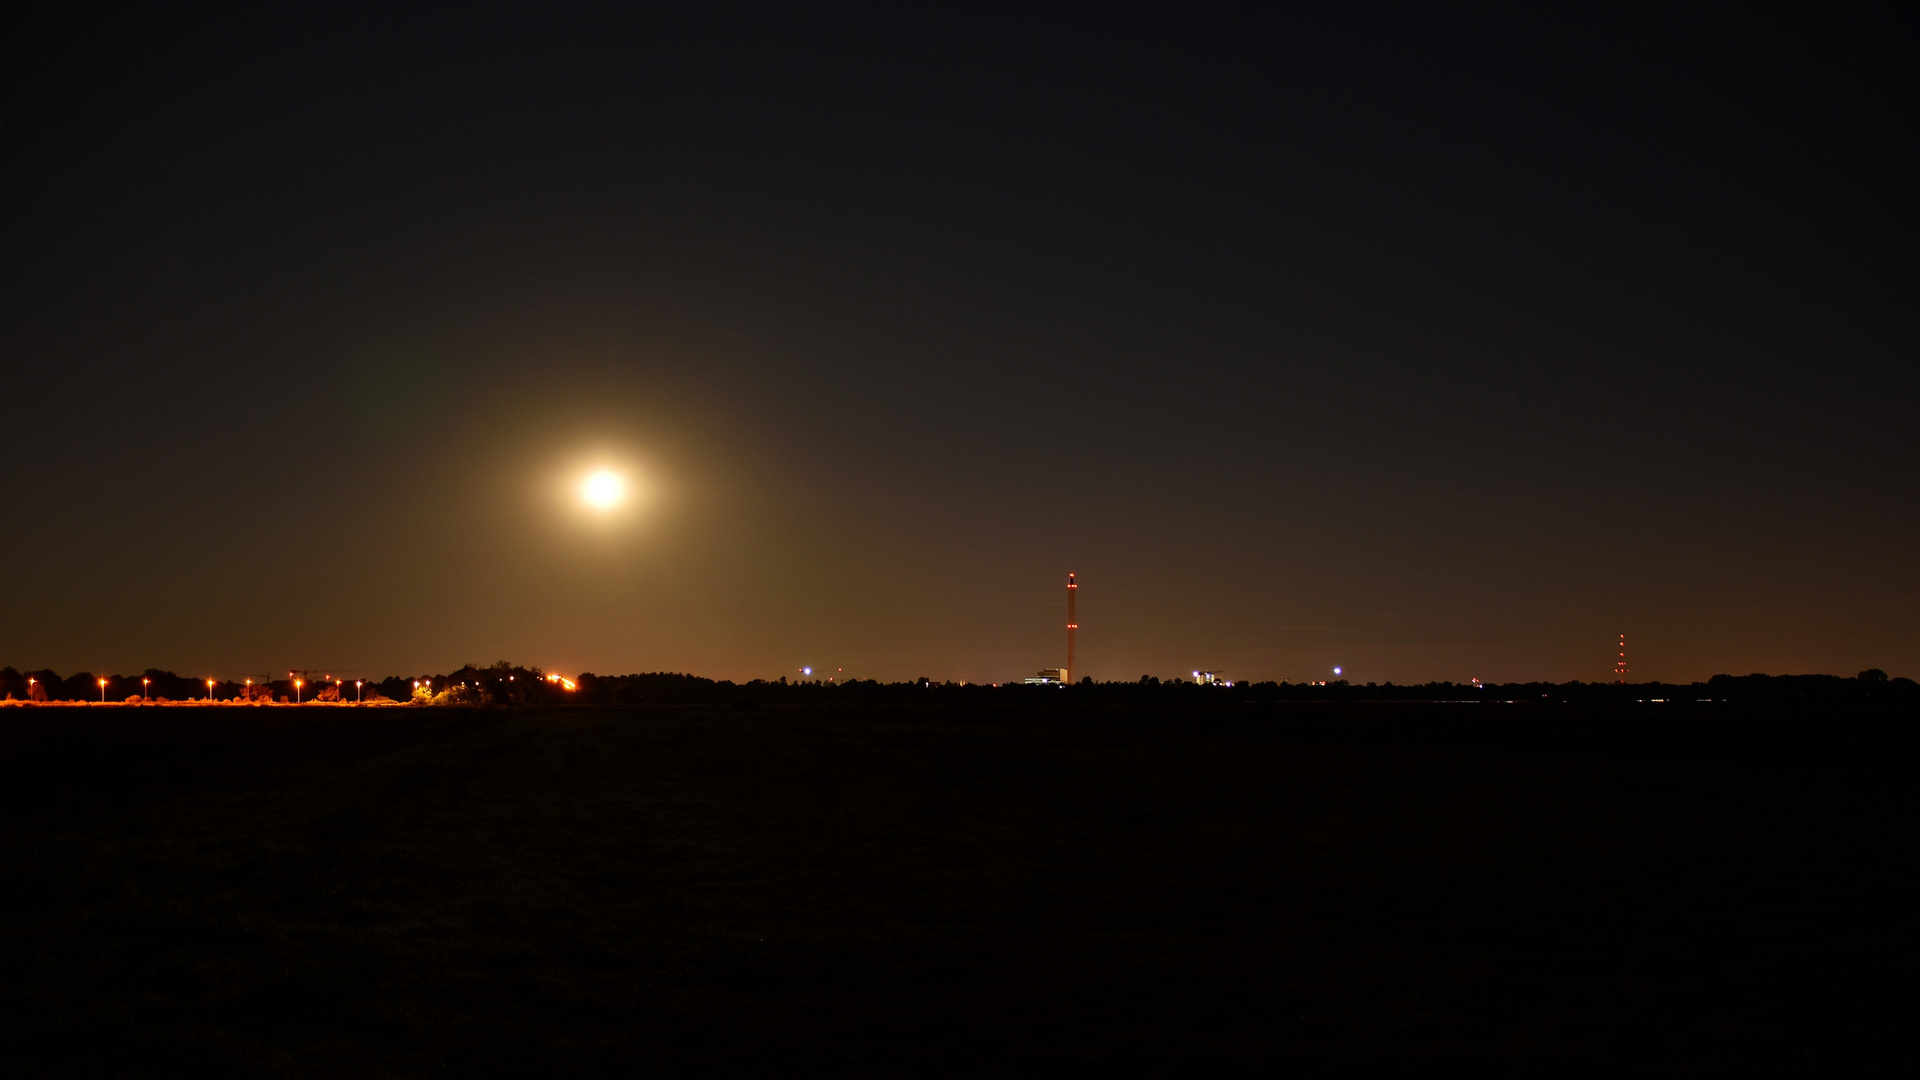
[1,702,1912,1075]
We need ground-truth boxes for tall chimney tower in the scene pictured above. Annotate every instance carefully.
[1066,573,1078,685]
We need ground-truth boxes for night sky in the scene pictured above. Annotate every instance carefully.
[3,5,1913,684]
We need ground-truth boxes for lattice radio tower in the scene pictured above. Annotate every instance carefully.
[1614,633,1628,683]
[1066,573,1079,685]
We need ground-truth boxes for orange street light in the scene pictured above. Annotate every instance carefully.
[294,678,304,704]
[98,677,107,703]
[142,677,150,701]
[206,679,215,702]
[355,679,364,703]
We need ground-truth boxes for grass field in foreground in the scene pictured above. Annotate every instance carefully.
[0,703,1911,1074]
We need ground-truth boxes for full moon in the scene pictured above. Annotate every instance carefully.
[581,470,626,509]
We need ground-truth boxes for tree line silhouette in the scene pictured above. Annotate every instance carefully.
[4,662,1912,706]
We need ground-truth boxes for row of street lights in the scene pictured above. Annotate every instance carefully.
[11,671,586,705]
[83,676,216,703]
[18,673,367,704]
[287,673,366,704]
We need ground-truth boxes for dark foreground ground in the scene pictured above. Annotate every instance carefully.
[0,702,1913,1075]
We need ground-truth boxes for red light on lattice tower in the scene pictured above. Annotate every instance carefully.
[1066,573,1078,685]
[1615,633,1628,683]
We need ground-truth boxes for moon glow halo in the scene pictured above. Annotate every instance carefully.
[581,470,626,510]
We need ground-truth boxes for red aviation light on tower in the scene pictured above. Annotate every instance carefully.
[1615,633,1629,684]
[1066,572,1079,685]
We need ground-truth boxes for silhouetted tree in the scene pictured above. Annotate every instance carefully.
[59,672,99,701]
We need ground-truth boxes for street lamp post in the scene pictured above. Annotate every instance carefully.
[142,677,150,702]
[356,680,364,703]
[294,679,303,704]
[98,678,107,704]
[206,679,214,702]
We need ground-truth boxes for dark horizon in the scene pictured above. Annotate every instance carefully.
[4,5,1913,684]
[4,660,1912,709]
